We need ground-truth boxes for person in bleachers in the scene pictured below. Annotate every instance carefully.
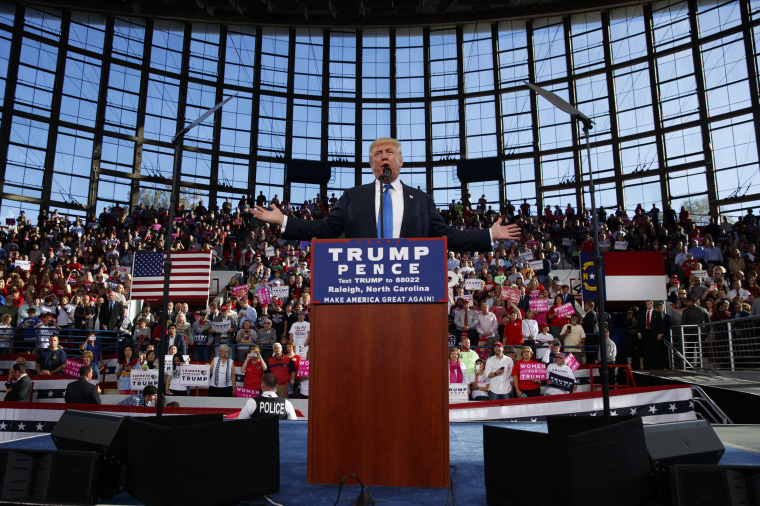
[4,363,32,401]
[469,358,489,401]
[268,342,295,399]
[453,299,479,346]
[484,342,513,400]
[448,347,469,396]
[36,335,66,375]
[511,346,542,398]
[545,353,577,395]
[560,313,586,359]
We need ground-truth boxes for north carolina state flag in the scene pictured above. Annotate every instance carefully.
[603,251,667,301]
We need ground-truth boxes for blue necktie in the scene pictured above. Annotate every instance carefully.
[380,183,393,238]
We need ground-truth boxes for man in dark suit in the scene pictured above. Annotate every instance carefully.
[4,363,32,401]
[64,365,101,404]
[252,138,520,251]
[637,299,664,370]
[100,291,124,332]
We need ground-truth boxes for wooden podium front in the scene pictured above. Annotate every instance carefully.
[307,239,450,488]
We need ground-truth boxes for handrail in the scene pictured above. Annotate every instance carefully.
[690,385,733,424]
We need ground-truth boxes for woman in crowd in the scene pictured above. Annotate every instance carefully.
[469,358,489,401]
[236,319,257,361]
[208,343,236,397]
[511,346,542,398]
[166,353,188,396]
[448,347,469,394]
[116,344,140,395]
[141,349,158,370]
[241,344,267,391]
[80,350,101,386]
[547,295,569,341]
[545,352,577,395]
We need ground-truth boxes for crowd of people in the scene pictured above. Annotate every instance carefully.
[1,188,758,402]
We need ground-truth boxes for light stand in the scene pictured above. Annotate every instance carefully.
[524,81,611,424]
[156,94,237,416]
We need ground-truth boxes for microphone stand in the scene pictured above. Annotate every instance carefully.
[378,166,391,239]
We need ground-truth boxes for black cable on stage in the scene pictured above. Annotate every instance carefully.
[446,465,458,506]
[333,474,374,506]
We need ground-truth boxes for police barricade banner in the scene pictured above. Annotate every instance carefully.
[448,384,468,404]
[130,369,159,390]
[519,362,547,381]
[178,364,210,387]
[236,386,260,398]
[311,238,447,304]
[63,359,84,378]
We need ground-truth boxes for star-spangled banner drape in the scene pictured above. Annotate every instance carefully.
[131,251,212,300]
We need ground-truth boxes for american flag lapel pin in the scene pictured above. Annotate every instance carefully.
[409,195,413,199]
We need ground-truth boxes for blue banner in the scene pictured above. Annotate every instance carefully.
[580,252,603,302]
[311,238,447,304]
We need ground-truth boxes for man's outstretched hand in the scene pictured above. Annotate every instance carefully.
[252,205,285,226]
[490,217,521,242]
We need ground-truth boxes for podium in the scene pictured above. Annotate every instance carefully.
[307,238,450,488]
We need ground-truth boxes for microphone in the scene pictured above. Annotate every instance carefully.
[382,164,392,181]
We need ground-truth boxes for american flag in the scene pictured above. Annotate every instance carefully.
[131,251,212,300]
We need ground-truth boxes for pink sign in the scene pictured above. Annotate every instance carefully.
[233,218,243,226]
[565,353,580,371]
[297,360,309,378]
[151,223,161,230]
[519,362,547,381]
[232,285,248,298]
[64,358,85,378]
[235,386,260,398]
[529,298,550,312]
[556,303,575,318]
[526,241,539,249]
[501,286,521,303]
[256,287,272,305]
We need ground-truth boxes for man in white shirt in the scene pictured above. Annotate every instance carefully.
[484,342,514,400]
[476,302,498,347]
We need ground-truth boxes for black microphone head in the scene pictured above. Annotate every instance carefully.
[382,164,392,179]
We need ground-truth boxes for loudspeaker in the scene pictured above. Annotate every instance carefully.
[644,420,725,468]
[456,157,502,183]
[50,410,129,500]
[285,159,331,184]
[669,465,760,506]
[484,418,653,506]
[127,414,279,506]
[0,449,100,505]
[546,414,638,436]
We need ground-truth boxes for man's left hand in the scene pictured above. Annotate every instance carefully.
[490,218,521,242]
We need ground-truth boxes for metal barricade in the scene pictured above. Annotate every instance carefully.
[671,316,760,371]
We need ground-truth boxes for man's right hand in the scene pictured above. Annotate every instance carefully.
[252,205,285,226]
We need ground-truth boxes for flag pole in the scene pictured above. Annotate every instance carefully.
[156,94,237,416]
[524,81,611,424]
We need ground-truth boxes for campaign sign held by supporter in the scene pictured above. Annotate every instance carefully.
[692,270,708,279]
[64,359,84,378]
[548,371,575,393]
[448,384,468,404]
[265,246,275,257]
[211,321,231,333]
[179,364,210,387]
[614,241,628,251]
[464,278,482,292]
[518,251,533,264]
[130,369,159,390]
[556,303,576,318]
[519,362,547,381]
[232,285,248,298]
[311,238,447,304]
[529,298,550,312]
[528,260,544,272]
[297,360,309,378]
[565,353,581,371]
[256,287,272,305]
[271,285,290,301]
[501,286,521,303]
[165,355,189,375]
[15,260,31,271]
[236,385,260,398]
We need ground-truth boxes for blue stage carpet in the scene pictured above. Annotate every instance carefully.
[2,422,759,505]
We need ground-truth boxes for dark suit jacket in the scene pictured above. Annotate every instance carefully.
[100,301,124,330]
[283,182,492,252]
[5,374,32,401]
[638,309,664,336]
[65,377,101,404]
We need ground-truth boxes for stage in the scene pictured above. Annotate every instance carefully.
[2,420,759,506]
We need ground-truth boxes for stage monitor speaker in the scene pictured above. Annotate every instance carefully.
[127,415,280,506]
[546,414,638,436]
[285,159,331,184]
[484,418,652,506]
[50,410,129,500]
[456,157,502,183]
[644,420,725,468]
[668,465,760,506]
[0,449,100,505]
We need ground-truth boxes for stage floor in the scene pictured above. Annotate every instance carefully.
[2,421,759,506]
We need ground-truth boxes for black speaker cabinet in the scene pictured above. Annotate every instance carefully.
[50,410,129,500]
[127,414,280,506]
[669,465,760,506]
[484,418,653,506]
[644,420,725,468]
[0,449,100,505]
